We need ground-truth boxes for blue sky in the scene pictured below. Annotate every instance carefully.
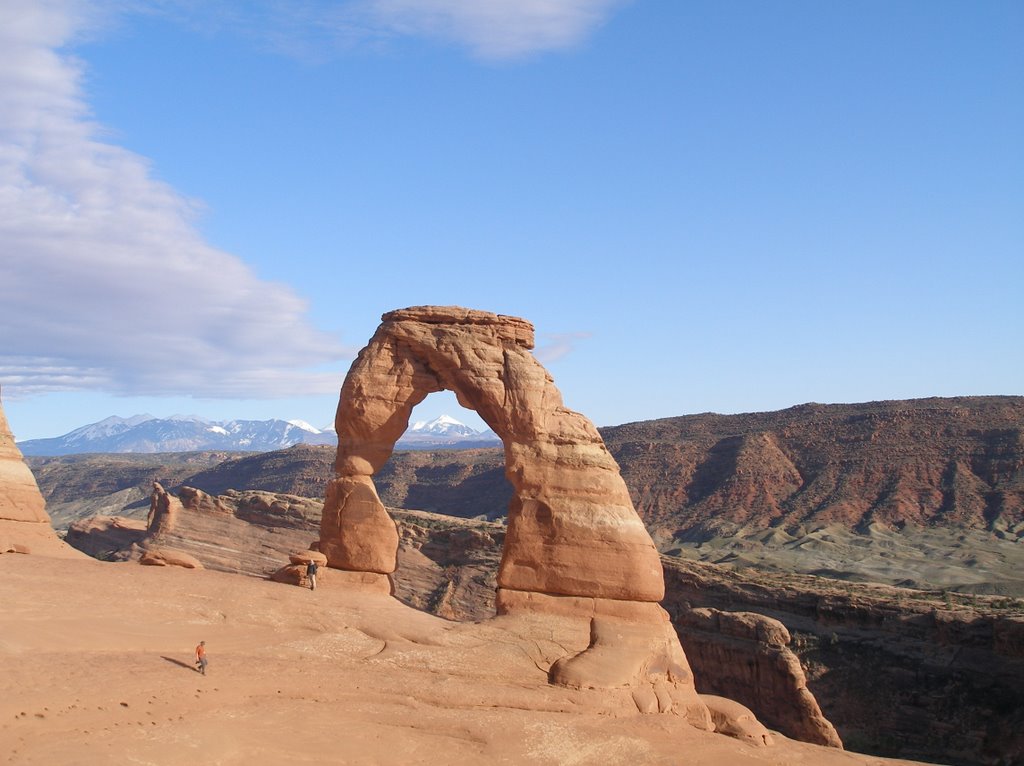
[2,0,1021,441]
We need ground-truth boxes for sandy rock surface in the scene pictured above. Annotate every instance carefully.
[0,555,927,766]
[0,392,84,558]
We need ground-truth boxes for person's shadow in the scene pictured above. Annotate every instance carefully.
[161,656,200,673]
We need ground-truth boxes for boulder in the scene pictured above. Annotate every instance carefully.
[272,549,332,589]
[288,550,327,566]
[138,548,203,569]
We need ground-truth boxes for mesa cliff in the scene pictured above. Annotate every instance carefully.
[604,396,1024,538]
[661,559,1024,764]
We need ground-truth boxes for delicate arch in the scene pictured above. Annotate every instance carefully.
[318,306,664,604]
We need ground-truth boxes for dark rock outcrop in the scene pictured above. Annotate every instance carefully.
[662,557,1024,765]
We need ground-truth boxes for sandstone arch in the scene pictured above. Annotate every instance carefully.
[318,306,664,603]
[317,307,712,726]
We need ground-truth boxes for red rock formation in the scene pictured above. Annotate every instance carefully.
[318,306,712,729]
[675,607,842,747]
[322,306,664,603]
[65,515,147,560]
[139,548,203,568]
[270,549,327,587]
[700,695,775,747]
[139,483,322,575]
[662,557,1024,763]
[0,389,81,557]
[603,397,1024,537]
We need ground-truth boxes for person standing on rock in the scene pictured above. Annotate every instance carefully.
[195,640,208,675]
[306,560,318,591]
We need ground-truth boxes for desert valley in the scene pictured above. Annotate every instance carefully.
[3,308,1022,766]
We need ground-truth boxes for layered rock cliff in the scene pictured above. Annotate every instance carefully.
[33,396,1024,544]
[605,396,1024,538]
[0,388,81,557]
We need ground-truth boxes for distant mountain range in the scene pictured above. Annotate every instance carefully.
[16,413,499,455]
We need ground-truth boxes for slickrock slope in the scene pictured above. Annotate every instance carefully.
[69,490,1024,762]
[65,514,148,559]
[64,486,499,628]
[0,555,922,766]
[64,482,505,620]
[0,389,80,557]
[109,482,322,574]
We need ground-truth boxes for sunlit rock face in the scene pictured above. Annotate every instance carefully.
[320,306,664,602]
[0,389,81,557]
[317,306,713,728]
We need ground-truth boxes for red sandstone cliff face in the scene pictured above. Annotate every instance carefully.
[604,397,1024,538]
[673,606,841,748]
[0,390,81,557]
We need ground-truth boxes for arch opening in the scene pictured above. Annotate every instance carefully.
[374,394,511,620]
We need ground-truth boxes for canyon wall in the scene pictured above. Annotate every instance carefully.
[662,558,1024,765]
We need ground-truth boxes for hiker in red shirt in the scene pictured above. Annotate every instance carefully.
[195,641,208,675]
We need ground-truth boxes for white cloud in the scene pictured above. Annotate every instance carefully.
[138,0,628,61]
[535,331,591,363]
[0,0,349,399]
[360,0,627,59]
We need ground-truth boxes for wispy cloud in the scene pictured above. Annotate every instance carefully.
[535,331,592,363]
[139,0,628,61]
[358,0,627,60]
[0,0,349,399]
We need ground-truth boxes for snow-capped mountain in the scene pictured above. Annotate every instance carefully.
[396,415,500,449]
[408,414,480,438]
[17,414,499,455]
[17,416,336,456]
